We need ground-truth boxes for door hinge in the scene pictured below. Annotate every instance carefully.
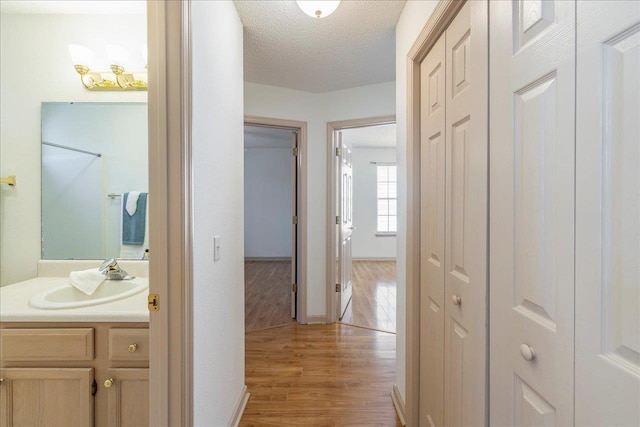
[336,147,342,156]
[292,283,298,293]
[148,293,160,311]
[91,379,97,396]
[293,215,298,224]
[293,146,299,156]
[336,215,340,224]
[336,283,341,292]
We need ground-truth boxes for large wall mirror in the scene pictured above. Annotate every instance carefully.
[41,102,148,260]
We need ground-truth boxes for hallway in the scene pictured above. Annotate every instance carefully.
[241,323,401,426]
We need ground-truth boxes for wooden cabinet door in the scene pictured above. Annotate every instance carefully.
[0,368,94,427]
[419,28,446,427]
[443,1,488,426]
[575,1,640,425]
[490,0,576,425]
[105,368,148,427]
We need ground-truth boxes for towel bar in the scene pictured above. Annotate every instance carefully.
[0,176,16,186]
[107,193,122,199]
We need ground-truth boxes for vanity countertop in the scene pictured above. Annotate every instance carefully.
[0,277,149,323]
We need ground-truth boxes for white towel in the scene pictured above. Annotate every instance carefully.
[125,191,141,216]
[69,268,106,295]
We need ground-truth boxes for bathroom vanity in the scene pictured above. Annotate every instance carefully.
[0,261,149,427]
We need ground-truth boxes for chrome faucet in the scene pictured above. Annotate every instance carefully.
[99,258,135,280]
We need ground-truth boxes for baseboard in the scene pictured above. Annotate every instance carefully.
[352,257,396,261]
[228,385,250,427]
[244,257,292,261]
[391,384,407,426]
[305,315,327,324]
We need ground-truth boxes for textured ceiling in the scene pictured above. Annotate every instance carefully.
[244,125,294,149]
[342,123,396,148]
[0,1,145,14]
[234,0,406,93]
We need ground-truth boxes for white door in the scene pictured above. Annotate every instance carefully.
[291,131,299,318]
[490,0,576,425]
[337,133,353,319]
[443,2,488,425]
[575,2,640,425]
[419,29,446,427]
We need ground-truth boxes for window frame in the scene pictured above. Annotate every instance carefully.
[376,163,397,235]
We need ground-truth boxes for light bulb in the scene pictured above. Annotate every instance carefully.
[296,0,340,18]
[106,44,130,67]
[68,44,93,67]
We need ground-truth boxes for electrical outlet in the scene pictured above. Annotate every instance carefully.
[214,235,221,261]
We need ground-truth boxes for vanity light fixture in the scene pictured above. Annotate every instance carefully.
[296,0,340,18]
[68,44,147,91]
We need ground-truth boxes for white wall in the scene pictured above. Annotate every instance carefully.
[244,147,292,258]
[244,80,395,317]
[191,1,245,425]
[350,148,397,259]
[0,13,146,286]
[395,0,438,405]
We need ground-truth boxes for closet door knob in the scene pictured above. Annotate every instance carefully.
[452,295,461,306]
[128,343,138,353]
[104,378,114,388]
[520,344,535,361]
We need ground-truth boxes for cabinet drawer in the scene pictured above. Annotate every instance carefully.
[109,328,149,361]
[0,328,94,361]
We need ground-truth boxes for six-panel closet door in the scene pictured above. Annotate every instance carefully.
[419,30,446,427]
[419,1,488,425]
[575,1,640,425]
[489,0,576,425]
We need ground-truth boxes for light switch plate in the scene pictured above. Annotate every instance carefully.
[214,235,221,261]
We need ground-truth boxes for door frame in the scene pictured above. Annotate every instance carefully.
[244,115,309,324]
[325,115,396,324]
[148,1,193,426]
[404,1,466,425]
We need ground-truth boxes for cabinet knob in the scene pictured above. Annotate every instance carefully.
[128,343,138,353]
[104,378,114,388]
[520,344,535,361]
[0,378,4,385]
[452,295,462,306]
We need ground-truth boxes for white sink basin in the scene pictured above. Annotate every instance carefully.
[29,279,148,310]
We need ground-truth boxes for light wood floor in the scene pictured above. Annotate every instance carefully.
[241,323,402,427]
[340,260,397,334]
[245,260,295,332]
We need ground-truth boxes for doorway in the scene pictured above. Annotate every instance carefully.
[326,116,397,333]
[243,116,308,330]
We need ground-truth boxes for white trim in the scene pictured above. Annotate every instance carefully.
[391,384,407,426]
[326,115,396,324]
[375,233,397,237]
[147,0,193,425]
[352,257,396,261]
[305,315,327,324]
[228,385,250,427]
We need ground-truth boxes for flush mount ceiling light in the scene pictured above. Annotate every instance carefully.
[296,0,340,18]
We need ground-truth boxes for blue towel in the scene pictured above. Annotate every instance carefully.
[122,192,148,245]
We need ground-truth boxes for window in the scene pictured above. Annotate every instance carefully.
[377,164,397,233]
